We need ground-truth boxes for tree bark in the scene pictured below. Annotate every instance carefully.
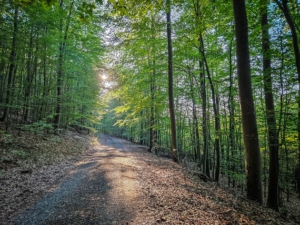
[197,37,209,175]
[54,0,74,130]
[275,0,300,198]
[166,0,178,162]
[149,63,156,153]
[188,68,201,162]
[199,35,221,181]
[54,0,65,129]
[232,0,263,203]
[23,29,35,122]
[260,0,279,211]
[1,6,18,122]
[192,0,209,176]
[228,36,236,187]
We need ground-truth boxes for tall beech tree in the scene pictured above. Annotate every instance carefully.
[200,35,221,181]
[54,0,75,129]
[260,0,279,211]
[232,0,262,203]
[190,0,210,176]
[166,0,178,162]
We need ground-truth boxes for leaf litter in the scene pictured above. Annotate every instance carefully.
[0,129,299,225]
[0,125,95,224]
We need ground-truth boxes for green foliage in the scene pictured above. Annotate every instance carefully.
[20,121,54,134]
[11,149,27,158]
[4,0,300,206]
[77,2,96,23]
[0,133,13,145]
[0,0,103,131]
[96,1,300,202]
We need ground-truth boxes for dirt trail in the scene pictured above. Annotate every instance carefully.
[5,135,298,225]
[12,135,141,225]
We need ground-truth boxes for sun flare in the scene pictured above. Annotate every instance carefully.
[101,74,108,80]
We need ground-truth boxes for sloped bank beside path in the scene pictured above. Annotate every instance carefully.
[12,135,142,225]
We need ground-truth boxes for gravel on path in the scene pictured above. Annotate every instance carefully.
[12,135,142,225]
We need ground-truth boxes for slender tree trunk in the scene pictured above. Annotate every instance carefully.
[166,0,178,162]
[278,37,291,201]
[1,6,18,122]
[0,49,6,103]
[39,26,48,120]
[54,0,74,129]
[23,29,35,123]
[275,0,300,198]
[54,0,65,129]
[260,0,279,211]
[197,40,209,175]
[192,0,208,175]
[149,31,157,153]
[199,35,221,181]
[228,36,235,187]
[149,68,156,153]
[232,0,263,203]
[188,68,201,162]
[31,46,38,122]
[193,105,201,161]
[140,111,144,145]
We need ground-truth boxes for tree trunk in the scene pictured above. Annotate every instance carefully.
[149,69,156,153]
[198,39,209,175]
[1,6,18,122]
[275,0,300,198]
[149,29,157,153]
[54,0,65,129]
[232,0,263,203]
[188,68,201,162]
[199,35,221,181]
[166,0,178,162]
[260,0,279,211]
[23,29,35,123]
[228,36,236,187]
[54,0,74,130]
[39,26,48,120]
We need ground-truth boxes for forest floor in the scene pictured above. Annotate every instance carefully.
[1,126,300,224]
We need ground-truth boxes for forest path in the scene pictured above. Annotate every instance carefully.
[13,135,143,225]
[9,135,297,225]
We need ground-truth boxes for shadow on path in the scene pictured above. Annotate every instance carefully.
[13,135,139,225]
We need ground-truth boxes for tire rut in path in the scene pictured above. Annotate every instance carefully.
[13,136,141,225]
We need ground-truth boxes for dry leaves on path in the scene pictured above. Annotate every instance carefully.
[0,128,95,224]
[124,142,298,225]
[1,133,299,225]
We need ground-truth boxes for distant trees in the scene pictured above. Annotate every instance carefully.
[1,4,18,123]
[274,0,300,198]
[95,0,300,210]
[0,0,103,132]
